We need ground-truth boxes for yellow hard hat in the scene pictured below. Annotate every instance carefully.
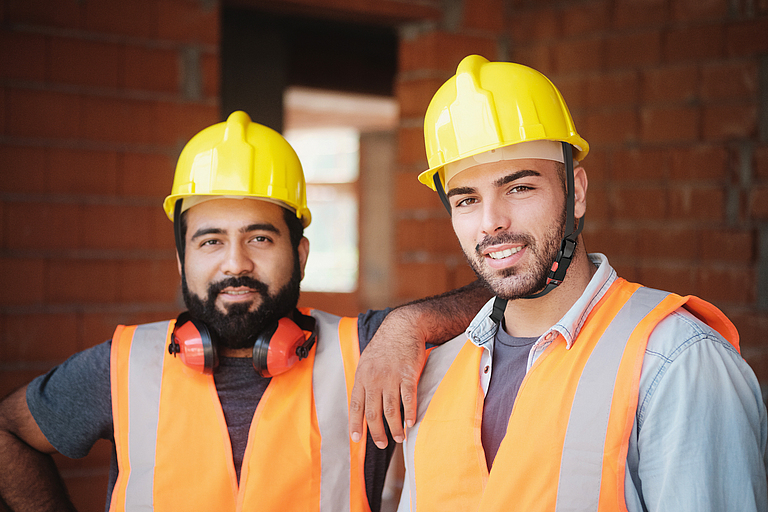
[419,55,589,191]
[163,111,311,227]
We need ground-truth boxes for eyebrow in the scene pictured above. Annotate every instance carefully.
[446,169,542,198]
[190,223,280,241]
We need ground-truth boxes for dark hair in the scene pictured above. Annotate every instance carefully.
[177,202,305,255]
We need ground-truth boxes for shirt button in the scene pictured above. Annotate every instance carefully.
[483,365,490,374]
[545,332,555,341]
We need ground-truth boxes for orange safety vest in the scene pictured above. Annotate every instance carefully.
[109,309,370,512]
[401,280,739,511]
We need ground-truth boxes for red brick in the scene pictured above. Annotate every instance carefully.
[553,37,603,74]
[700,229,754,263]
[508,8,559,43]
[697,265,754,304]
[158,0,219,45]
[121,152,175,197]
[0,30,46,81]
[583,108,639,146]
[671,0,729,21]
[582,148,607,182]
[4,202,81,250]
[150,212,176,251]
[703,103,757,141]
[200,51,220,99]
[4,0,83,28]
[640,105,699,143]
[584,187,609,222]
[637,265,697,296]
[6,88,82,139]
[61,465,110,512]
[396,261,449,300]
[610,147,668,181]
[83,0,157,38]
[512,44,553,76]
[725,18,768,57]
[609,186,668,219]
[117,259,180,303]
[448,260,478,290]
[748,185,768,219]
[81,310,177,347]
[0,145,47,193]
[0,312,79,362]
[49,148,119,195]
[641,64,698,104]
[668,185,725,220]
[561,1,611,36]
[396,78,444,118]
[397,125,427,166]
[553,75,587,111]
[81,96,156,145]
[395,170,442,210]
[399,30,497,73]
[755,145,768,180]
[585,71,640,108]
[124,45,179,93]
[728,312,768,350]
[46,259,117,304]
[49,36,122,89]
[638,227,698,260]
[154,102,220,146]
[0,369,51,399]
[701,60,759,101]
[613,0,669,28]
[396,217,460,254]
[463,0,505,32]
[665,23,725,62]
[79,205,156,250]
[606,31,662,70]
[669,144,728,181]
[0,258,45,305]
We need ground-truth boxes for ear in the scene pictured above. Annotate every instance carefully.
[298,237,310,281]
[573,165,588,220]
[176,251,182,276]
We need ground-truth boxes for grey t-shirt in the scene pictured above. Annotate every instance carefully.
[27,309,393,512]
[481,325,538,469]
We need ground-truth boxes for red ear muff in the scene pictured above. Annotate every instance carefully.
[252,314,317,378]
[169,312,218,374]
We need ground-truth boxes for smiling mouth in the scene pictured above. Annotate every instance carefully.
[488,246,522,260]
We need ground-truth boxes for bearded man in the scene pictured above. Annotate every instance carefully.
[0,112,488,512]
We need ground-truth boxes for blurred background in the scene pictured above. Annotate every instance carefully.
[1,0,767,510]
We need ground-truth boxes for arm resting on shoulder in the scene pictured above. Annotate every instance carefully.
[349,280,491,448]
[0,386,77,511]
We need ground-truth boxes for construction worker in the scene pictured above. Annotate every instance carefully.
[350,56,768,510]
[0,111,489,512]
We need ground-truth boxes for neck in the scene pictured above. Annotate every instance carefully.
[502,244,595,338]
[220,347,253,358]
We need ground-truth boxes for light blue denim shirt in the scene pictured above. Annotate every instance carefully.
[465,253,768,511]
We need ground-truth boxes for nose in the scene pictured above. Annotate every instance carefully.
[480,196,511,236]
[221,242,255,276]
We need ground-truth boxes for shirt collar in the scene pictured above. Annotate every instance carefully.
[466,253,617,349]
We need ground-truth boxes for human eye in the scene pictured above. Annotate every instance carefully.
[454,196,478,208]
[508,184,533,195]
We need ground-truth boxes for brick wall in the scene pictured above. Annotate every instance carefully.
[393,0,768,389]
[0,0,219,509]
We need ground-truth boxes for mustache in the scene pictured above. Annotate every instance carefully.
[475,231,535,255]
[206,276,269,300]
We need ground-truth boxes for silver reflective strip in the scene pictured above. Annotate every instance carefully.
[312,310,351,512]
[123,321,169,511]
[556,287,668,512]
[400,333,468,511]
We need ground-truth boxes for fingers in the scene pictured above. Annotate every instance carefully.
[365,387,392,449]
[401,378,418,429]
[382,388,404,444]
[348,381,367,444]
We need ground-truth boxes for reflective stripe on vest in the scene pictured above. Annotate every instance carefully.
[110,310,369,512]
[400,280,738,511]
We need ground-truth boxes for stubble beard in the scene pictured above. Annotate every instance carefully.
[465,208,567,301]
[181,261,302,351]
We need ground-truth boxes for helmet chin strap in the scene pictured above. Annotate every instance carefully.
[434,143,583,326]
[174,199,186,273]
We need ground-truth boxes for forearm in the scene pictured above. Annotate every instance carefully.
[0,431,76,511]
[394,280,491,346]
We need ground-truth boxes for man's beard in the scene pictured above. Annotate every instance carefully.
[465,208,568,300]
[181,263,301,351]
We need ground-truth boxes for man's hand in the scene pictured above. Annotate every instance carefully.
[349,281,491,448]
[349,308,426,448]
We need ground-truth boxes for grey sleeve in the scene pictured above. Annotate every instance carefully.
[357,308,392,353]
[25,340,114,459]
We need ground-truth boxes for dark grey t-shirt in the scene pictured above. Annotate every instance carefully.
[481,325,538,469]
[27,309,393,512]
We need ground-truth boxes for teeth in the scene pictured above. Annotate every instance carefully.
[224,290,251,295]
[488,247,521,260]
